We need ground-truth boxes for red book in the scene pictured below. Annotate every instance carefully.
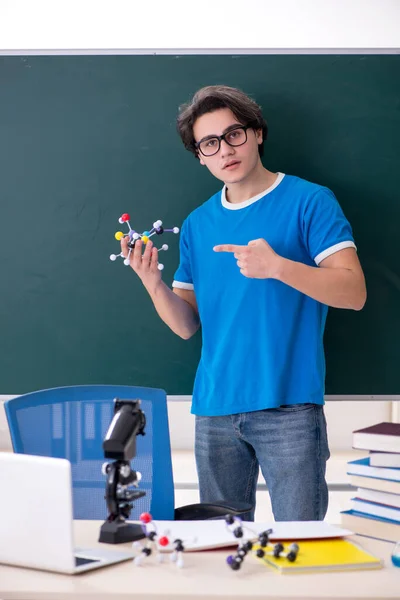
[353,422,400,453]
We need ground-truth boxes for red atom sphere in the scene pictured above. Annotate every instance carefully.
[158,536,169,547]
[140,512,152,524]
[120,213,130,222]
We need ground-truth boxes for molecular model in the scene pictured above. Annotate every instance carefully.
[224,515,300,571]
[110,213,180,271]
[132,512,186,569]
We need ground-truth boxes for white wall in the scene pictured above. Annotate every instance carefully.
[167,399,398,451]
[0,0,399,52]
[1,396,397,452]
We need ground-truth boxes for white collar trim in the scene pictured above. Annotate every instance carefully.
[221,172,285,210]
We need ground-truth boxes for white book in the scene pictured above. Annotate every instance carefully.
[347,457,400,481]
[369,451,400,468]
[341,510,400,544]
[349,474,400,495]
[350,498,400,522]
[356,487,400,508]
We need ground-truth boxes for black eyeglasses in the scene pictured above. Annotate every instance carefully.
[195,125,250,157]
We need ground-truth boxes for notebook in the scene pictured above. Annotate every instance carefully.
[255,538,383,574]
[151,520,353,552]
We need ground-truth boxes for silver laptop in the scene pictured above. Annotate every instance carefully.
[0,452,134,574]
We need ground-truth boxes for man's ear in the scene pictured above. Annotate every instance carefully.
[197,152,205,166]
[255,128,263,145]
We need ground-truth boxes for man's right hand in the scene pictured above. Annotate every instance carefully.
[121,237,162,295]
[121,236,199,339]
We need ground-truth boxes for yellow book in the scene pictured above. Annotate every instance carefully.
[255,538,383,574]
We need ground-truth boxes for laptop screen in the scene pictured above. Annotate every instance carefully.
[75,556,100,567]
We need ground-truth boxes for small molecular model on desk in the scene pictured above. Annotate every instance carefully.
[130,512,301,572]
[110,213,180,271]
[225,515,300,571]
[132,513,187,569]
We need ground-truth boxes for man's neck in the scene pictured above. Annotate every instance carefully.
[225,166,278,204]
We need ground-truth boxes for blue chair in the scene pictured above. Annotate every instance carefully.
[4,385,251,521]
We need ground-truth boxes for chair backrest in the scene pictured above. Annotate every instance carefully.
[4,385,174,521]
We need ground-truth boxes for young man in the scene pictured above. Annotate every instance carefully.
[122,85,366,521]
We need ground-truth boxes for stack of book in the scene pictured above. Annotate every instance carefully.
[341,421,400,542]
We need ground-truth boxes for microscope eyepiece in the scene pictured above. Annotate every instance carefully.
[103,399,146,461]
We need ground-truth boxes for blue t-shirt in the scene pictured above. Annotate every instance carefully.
[173,173,356,417]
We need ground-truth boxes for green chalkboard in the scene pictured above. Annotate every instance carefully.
[0,55,399,395]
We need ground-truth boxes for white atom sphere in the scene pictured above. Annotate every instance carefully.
[161,244,168,251]
[118,217,124,224]
[134,555,144,566]
[158,263,164,271]
[173,227,180,234]
[123,258,130,266]
[120,464,131,478]
[110,254,117,261]
[153,220,162,228]
[132,232,140,240]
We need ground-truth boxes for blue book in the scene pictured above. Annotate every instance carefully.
[342,509,400,525]
[347,457,400,482]
[350,497,400,522]
[341,509,400,543]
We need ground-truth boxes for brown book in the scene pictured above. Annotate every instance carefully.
[353,422,400,452]
[341,510,400,543]
[349,474,400,495]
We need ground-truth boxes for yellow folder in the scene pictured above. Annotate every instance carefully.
[255,538,383,574]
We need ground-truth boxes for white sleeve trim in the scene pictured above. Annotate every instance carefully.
[172,280,194,290]
[314,241,357,265]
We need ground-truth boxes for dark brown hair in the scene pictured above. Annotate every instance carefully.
[177,85,268,159]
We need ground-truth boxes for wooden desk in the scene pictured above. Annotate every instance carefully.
[0,520,398,600]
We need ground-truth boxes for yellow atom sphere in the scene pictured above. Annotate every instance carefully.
[141,235,149,244]
[115,231,124,241]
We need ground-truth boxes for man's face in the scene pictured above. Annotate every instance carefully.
[192,108,262,184]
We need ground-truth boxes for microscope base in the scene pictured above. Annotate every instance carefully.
[99,520,146,544]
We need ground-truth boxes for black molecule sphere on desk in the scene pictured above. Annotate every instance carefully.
[110,213,180,271]
[224,515,300,571]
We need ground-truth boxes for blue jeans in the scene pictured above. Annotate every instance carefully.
[195,404,330,521]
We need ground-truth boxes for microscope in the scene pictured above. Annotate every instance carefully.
[98,398,147,544]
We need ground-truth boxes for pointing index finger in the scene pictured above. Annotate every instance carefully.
[213,244,246,253]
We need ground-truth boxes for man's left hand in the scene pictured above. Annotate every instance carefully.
[213,239,282,279]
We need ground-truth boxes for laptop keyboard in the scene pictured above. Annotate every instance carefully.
[75,556,100,567]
